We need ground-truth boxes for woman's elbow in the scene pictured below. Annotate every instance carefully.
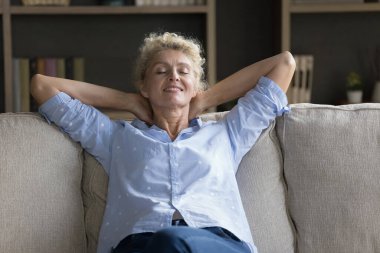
[30,74,43,97]
[30,74,57,105]
[282,51,296,72]
[277,51,296,93]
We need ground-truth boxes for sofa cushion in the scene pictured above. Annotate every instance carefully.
[276,103,380,253]
[0,113,86,253]
[82,112,295,253]
[82,153,108,253]
[236,120,295,253]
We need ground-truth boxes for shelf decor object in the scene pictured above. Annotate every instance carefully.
[346,71,363,103]
[372,81,380,102]
[372,45,380,102]
[21,0,70,5]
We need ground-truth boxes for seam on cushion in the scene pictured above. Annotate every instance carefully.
[82,153,98,253]
[0,112,71,136]
[78,149,88,253]
[269,117,298,251]
[290,103,380,112]
[0,112,41,118]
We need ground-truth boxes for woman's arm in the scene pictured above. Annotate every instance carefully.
[31,74,153,123]
[190,51,296,117]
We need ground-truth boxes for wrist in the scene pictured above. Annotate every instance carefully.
[120,93,138,112]
[201,88,220,110]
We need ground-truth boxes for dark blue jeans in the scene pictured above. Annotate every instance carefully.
[112,221,250,253]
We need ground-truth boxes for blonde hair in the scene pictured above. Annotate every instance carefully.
[134,32,207,91]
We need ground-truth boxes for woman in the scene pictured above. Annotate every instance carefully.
[31,32,295,253]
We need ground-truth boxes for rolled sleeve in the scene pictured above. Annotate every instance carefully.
[39,92,72,124]
[254,76,290,116]
[225,76,290,168]
[39,92,119,173]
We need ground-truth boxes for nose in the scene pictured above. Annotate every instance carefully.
[169,70,180,81]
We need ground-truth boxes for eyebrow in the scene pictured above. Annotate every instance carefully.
[152,61,191,68]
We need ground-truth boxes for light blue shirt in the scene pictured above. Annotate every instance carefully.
[39,76,289,253]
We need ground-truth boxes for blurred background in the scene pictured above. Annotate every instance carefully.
[2,0,380,113]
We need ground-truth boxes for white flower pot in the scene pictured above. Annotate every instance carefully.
[347,90,363,104]
[372,81,380,103]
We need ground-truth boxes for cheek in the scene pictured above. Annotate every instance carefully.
[188,79,198,95]
[190,84,197,97]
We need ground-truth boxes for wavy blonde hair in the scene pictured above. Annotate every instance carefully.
[134,32,207,91]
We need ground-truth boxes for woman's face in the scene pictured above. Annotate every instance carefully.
[140,49,197,111]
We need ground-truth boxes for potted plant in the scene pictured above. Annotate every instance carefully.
[346,71,363,103]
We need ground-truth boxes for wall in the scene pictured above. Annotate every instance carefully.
[216,0,276,110]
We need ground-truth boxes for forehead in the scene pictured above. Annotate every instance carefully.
[150,49,192,67]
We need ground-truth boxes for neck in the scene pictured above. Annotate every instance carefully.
[152,106,190,141]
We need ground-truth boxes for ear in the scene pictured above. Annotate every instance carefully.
[191,89,197,98]
[191,81,199,98]
[139,82,149,98]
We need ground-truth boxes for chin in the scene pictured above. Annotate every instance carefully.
[152,98,191,109]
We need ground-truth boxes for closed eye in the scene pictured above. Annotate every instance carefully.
[156,68,167,74]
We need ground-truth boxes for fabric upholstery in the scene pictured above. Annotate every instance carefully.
[236,121,295,253]
[0,113,86,253]
[276,103,380,253]
[4,104,380,253]
[82,153,108,253]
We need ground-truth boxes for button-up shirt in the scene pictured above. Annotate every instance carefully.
[39,76,289,253]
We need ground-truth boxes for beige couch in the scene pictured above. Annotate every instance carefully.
[1,103,380,253]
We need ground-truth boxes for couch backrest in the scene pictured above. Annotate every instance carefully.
[276,103,380,253]
[0,113,86,253]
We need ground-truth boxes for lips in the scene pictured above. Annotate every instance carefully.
[163,86,183,92]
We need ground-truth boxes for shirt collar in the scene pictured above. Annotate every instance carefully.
[131,117,202,130]
[131,117,203,142]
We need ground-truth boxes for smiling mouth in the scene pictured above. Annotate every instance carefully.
[163,86,183,92]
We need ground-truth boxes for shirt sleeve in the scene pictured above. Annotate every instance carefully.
[38,92,121,173]
[224,76,290,170]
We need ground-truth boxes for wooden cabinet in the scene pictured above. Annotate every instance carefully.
[282,0,380,51]
[1,0,216,112]
[281,0,380,104]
